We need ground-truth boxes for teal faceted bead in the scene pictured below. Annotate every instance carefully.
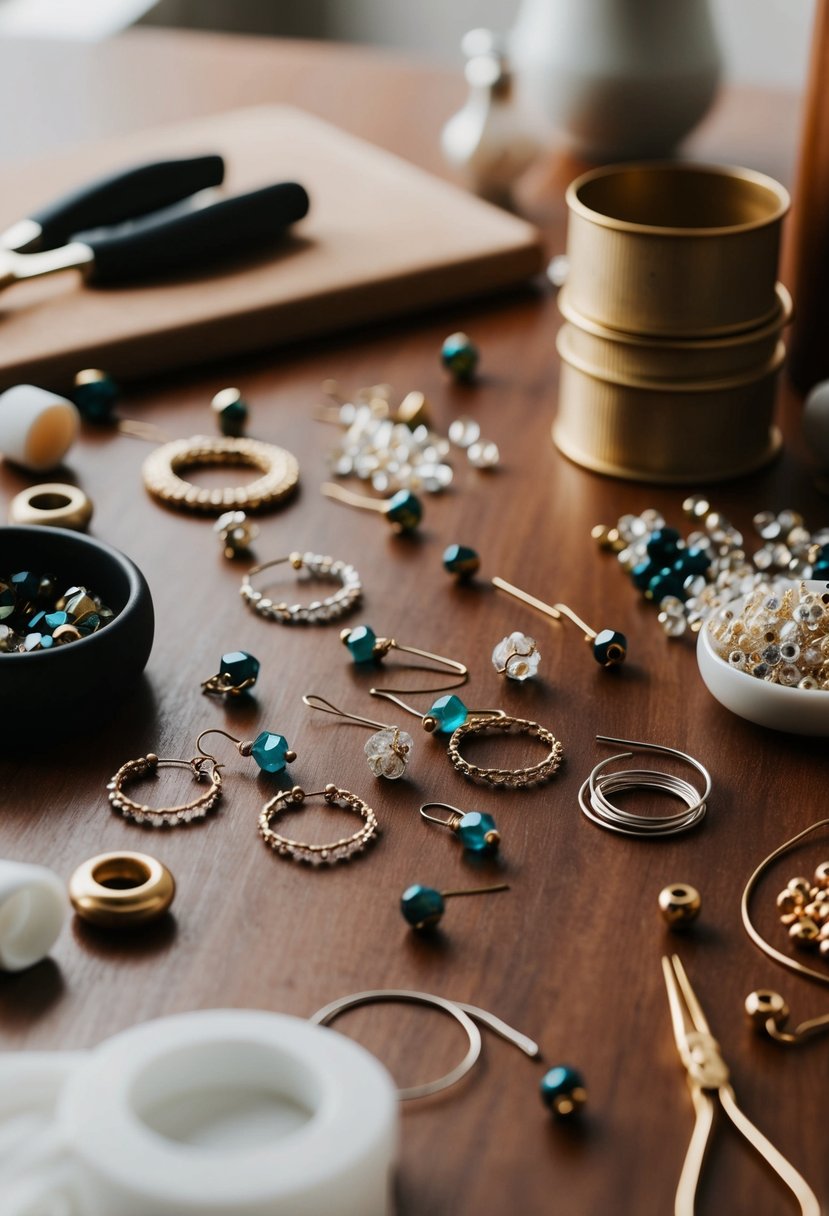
[220,650,260,688]
[72,370,119,423]
[631,559,659,591]
[592,629,627,667]
[44,611,70,633]
[540,1065,587,1117]
[212,388,248,437]
[673,548,710,578]
[343,624,378,663]
[443,544,480,578]
[401,883,445,929]
[646,527,681,561]
[77,614,101,636]
[457,811,499,854]
[386,489,422,533]
[0,580,15,622]
[27,610,48,631]
[427,694,468,734]
[250,731,293,774]
[441,331,479,382]
[11,571,39,601]
[646,570,685,603]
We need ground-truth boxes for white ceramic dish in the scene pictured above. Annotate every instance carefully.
[696,582,829,736]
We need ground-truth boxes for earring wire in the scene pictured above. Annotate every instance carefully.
[196,727,243,760]
[420,801,465,829]
[369,640,468,695]
[492,576,596,640]
[302,693,391,732]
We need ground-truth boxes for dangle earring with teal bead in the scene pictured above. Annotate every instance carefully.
[492,577,627,668]
[197,727,297,775]
[201,650,260,697]
[321,482,423,533]
[400,880,509,930]
[420,802,501,855]
[340,624,468,690]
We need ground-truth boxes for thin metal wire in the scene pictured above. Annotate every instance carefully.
[492,576,596,639]
[420,801,465,828]
[370,688,503,724]
[370,640,468,695]
[196,728,242,759]
[578,737,710,838]
[308,988,537,1101]
[302,693,391,732]
[741,817,829,987]
[320,482,387,513]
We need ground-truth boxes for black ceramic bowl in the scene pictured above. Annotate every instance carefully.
[1,526,154,739]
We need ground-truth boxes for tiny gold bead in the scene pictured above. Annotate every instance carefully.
[820,938,829,958]
[777,889,804,917]
[591,524,610,547]
[815,862,829,889]
[291,786,305,802]
[745,989,789,1031]
[658,883,702,931]
[146,753,159,767]
[289,552,304,569]
[787,877,813,899]
[340,627,352,644]
[789,918,820,948]
[285,750,298,764]
[422,716,438,733]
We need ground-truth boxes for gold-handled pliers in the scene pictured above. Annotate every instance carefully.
[662,954,820,1216]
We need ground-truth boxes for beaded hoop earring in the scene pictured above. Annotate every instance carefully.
[259,784,379,865]
[241,552,362,624]
[447,715,564,788]
[142,435,299,514]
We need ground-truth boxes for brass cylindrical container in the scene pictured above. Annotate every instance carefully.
[558,283,791,383]
[565,163,790,337]
[553,335,784,484]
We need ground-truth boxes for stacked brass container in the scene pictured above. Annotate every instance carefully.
[553,163,791,483]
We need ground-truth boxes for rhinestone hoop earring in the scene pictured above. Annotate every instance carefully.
[259,783,380,865]
[241,552,363,624]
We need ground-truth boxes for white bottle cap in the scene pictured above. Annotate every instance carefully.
[0,384,80,473]
[0,859,67,971]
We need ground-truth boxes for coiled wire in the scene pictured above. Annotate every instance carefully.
[578,736,710,838]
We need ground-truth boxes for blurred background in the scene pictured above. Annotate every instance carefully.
[0,0,816,90]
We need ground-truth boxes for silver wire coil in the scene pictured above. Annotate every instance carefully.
[578,736,710,838]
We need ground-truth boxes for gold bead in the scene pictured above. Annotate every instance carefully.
[289,552,304,569]
[777,889,805,917]
[815,862,829,889]
[146,753,159,767]
[745,989,789,1031]
[591,524,610,547]
[339,628,352,644]
[323,783,337,798]
[787,877,813,899]
[789,918,820,948]
[658,883,701,930]
[422,716,438,733]
[805,901,829,924]
[291,786,306,802]
[285,750,298,764]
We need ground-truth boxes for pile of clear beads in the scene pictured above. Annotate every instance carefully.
[707,582,829,690]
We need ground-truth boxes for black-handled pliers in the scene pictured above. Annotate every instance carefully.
[0,155,309,291]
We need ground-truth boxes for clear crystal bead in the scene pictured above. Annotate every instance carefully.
[467,440,500,468]
[364,728,414,780]
[448,417,481,448]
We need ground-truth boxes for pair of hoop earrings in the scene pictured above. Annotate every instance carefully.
[304,693,564,789]
[108,732,379,866]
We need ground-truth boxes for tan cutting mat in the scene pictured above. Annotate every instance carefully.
[0,106,543,390]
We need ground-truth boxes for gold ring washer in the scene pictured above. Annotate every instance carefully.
[142,435,299,514]
[8,482,93,530]
[68,851,175,926]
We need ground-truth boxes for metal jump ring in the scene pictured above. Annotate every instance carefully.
[447,715,563,788]
[241,551,362,624]
[578,736,710,838]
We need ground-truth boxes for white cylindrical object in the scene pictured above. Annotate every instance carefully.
[35,1009,398,1216]
[0,859,67,971]
[0,384,80,472]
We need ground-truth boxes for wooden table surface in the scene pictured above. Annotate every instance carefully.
[1,30,827,1216]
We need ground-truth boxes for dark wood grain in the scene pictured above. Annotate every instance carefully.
[0,32,826,1216]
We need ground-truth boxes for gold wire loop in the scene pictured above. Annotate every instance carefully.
[370,689,503,728]
[302,693,391,732]
[360,637,468,695]
[742,817,829,987]
[420,802,465,830]
[448,715,564,789]
[196,728,245,760]
[746,988,829,1046]
[201,671,257,698]
[492,576,598,640]
[258,783,380,865]
[308,988,538,1101]
[107,753,223,828]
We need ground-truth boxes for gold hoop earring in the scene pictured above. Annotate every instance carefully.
[303,694,413,780]
[341,624,467,693]
[142,435,299,514]
[259,784,379,865]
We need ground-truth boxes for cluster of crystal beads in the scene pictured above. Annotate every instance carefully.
[364,727,414,779]
[776,864,829,958]
[491,631,540,681]
[595,497,829,642]
[707,582,829,690]
[107,754,223,826]
[214,510,259,558]
[0,572,114,652]
[241,553,362,624]
[258,784,379,865]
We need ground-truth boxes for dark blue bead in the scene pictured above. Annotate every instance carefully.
[401,884,445,929]
[631,559,659,591]
[673,548,710,578]
[592,629,627,667]
[220,650,260,688]
[386,490,422,533]
[72,371,119,423]
[647,570,686,603]
[11,571,39,601]
[646,527,681,561]
[540,1065,587,1116]
[441,332,479,382]
[344,625,378,663]
[443,544,480,578]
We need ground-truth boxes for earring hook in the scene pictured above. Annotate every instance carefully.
[420,801,465,828]
[196,727,243,760]
[492,576,595,639]
[370,640,468,695]
[302,693,391,732]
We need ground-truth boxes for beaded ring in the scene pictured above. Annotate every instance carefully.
[241,552,362,624]
[258,783,379,864]
[107,754,223,827]
[142,435,299,514]
[447,715,563,788]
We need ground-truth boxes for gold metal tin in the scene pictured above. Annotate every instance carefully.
[553,337,784,484]
[565,162,790,337]
[558,283,791,383]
